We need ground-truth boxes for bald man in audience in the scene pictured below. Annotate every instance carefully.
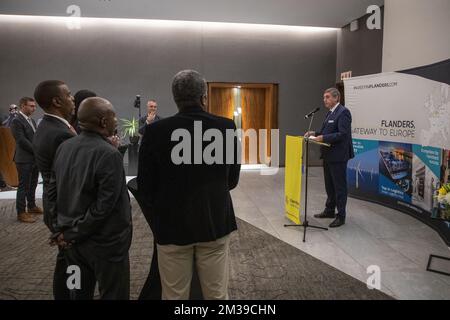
[51,97,132,300]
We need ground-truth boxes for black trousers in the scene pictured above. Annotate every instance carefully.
[15,162,39,214]
[53,249,70,300]
[64,244,130,300]
[323,161,348,218]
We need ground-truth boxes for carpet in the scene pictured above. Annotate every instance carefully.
[0,199,392,300]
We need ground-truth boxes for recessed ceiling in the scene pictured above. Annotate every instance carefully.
[0,0,384,28]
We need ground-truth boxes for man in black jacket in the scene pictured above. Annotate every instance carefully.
[52,97,132,300]
[10,97,42,223]
[33,80,76,300]
[138,70,240,300]
[138,99,162,136]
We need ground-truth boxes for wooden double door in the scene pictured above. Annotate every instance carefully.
[207,83,278,165]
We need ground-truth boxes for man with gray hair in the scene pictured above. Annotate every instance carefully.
[138,69,240,299]
[305,88,354,228]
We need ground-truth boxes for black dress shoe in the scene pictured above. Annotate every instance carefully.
[329,217,345,228]
[313,211,336,219]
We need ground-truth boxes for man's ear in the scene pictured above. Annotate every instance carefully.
[52,96,62,108]
[201,95,207,108]
[100,117,107,128]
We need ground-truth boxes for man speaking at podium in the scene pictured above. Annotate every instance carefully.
[305,88,354,228]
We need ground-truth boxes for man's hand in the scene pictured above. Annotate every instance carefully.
[146,111,156,124]
[304,131,315,138]
[311,135,324,142]
[49,232,72,249]
[107,135,120,148]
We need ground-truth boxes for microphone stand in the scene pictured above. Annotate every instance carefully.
[284,112,328,242]
[138,98,141,121]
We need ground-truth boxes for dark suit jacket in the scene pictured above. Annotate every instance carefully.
[33,115,76,232]
[317,104,355,163]
[139,114,162,135]
[10,113,37,163]
[137,105,240,246]
[53,131,132,261]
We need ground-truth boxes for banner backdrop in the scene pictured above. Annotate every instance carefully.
[285,136,303,225]
[344,72,450,245]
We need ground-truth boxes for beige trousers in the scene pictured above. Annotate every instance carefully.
[157,234,231,300]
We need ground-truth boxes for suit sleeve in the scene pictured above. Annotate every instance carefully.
[322,110,352,144]
[45,172,59,233]
[138,117,147,135]
[63,150,124,242]
[228,122,241,190]
[44,133,76,233]
[10,119,34,155]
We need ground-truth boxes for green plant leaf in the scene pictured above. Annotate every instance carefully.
[119,117,139,138]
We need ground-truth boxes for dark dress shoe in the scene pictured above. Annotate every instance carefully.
[329,217,345,228]
[314,211,336,219]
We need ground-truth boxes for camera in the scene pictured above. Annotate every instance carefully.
[134,95,141,109]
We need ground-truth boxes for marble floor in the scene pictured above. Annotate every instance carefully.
[230,167,450,300]
[1,168,449,300]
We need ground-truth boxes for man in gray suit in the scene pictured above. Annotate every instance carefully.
[10,97,43,223]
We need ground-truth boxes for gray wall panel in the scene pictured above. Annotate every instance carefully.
[0,18,337,165]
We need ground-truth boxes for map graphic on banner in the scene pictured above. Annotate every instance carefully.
[344,72,450,245]
[345,72,450,150]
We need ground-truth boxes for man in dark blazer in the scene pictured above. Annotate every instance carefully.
[138,70,240,299]
[10,97,42,223]
[33,80,76,300]
[305,88,354,228]
[52,97,132,300]
[138,99,162,136]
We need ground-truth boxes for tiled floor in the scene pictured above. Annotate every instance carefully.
[1,168,449,299]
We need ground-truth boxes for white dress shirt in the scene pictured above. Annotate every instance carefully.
[329,103,340,114]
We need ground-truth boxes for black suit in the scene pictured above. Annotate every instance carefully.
[316,104,354,218]
[33,115,75,231]
[137,105,240,246]
[138,114,161,136]
[10,113,39,214]
[53,131,132,299]
[33,114,75,300]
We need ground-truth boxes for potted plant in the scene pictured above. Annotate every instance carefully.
[120,117,140,144]
[119,117,140,175]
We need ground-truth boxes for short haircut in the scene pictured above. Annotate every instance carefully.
[74,89,97,109]
[147,99,157,104]
[19,97,35,107]
[172,70,206,107]
[324,87,340,101]
[34,80,65,110]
